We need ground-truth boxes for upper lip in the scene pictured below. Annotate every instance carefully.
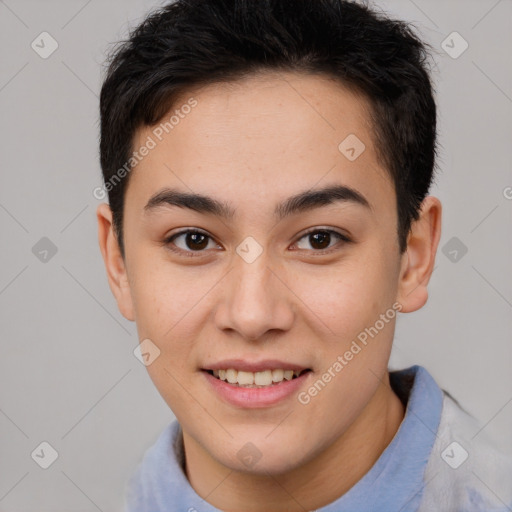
[202,359,310,373]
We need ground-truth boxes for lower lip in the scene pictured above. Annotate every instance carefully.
[202,370,312,408]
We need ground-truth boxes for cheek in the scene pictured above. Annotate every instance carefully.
[130,261,207,411]
[129,254,201,335]
[290,257,395,339]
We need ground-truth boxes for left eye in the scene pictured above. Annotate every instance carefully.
[294,229,349,251]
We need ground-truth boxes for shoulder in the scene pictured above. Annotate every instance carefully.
[124,420,184,512]
[419,392,512,512]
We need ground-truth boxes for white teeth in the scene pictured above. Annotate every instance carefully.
[272,369,284,382]
[283,370,294,381]
[210,368,307,387]
[254,370,272,386]
[237,371,254,385]
[226,369,238,384]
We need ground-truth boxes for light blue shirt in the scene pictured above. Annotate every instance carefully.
[125,365,512,511]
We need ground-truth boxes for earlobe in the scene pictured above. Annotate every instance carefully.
[96,203,135,321]
[397,196,442,313]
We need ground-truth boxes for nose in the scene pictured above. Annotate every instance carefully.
[214,252,295,341]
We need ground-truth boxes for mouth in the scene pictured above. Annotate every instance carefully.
[202,368,312,388]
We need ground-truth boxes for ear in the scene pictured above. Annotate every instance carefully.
[396,196,442,313]
[96,203,135,321]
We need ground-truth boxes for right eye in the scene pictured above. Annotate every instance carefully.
[164,229,222,257]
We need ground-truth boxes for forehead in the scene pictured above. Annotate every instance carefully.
[127,71,395,220]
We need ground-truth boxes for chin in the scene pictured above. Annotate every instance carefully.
[212,435,311,476]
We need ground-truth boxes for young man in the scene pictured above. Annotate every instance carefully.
[96,0,512,510]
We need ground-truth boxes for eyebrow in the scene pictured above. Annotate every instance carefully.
[143,184,372,221]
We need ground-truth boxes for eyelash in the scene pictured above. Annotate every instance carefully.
[163,227,352,258]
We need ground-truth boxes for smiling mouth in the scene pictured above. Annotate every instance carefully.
[203,368,312,388]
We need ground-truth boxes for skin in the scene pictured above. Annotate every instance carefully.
[97,71,442,511]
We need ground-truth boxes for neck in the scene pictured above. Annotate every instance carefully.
[182,371,405,511]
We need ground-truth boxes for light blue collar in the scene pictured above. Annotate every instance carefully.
[320,365,443,510]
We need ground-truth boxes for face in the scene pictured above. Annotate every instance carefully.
[98,71,437,476]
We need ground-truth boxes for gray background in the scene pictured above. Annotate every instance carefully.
[1,0,511,510]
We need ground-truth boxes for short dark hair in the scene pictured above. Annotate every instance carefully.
[99,0,439,258]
